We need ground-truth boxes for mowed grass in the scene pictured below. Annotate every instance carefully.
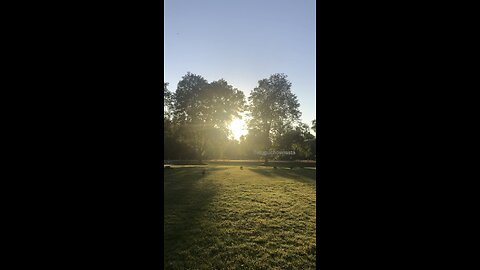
[164,164,316,269]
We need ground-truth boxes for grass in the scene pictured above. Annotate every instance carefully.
[164,164,316,269]
[165,160,316,168]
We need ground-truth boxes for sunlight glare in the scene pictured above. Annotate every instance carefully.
[230,118,247,141]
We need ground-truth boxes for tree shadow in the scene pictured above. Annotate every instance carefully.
[248,168,275,177]
[163,166,226,170]
[248,167,316,185]
[163,167,221,266]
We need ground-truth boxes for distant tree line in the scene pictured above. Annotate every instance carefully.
[164,72,316,161]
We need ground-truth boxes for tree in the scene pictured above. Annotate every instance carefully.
[225,138,243,159]
[239,128,265,160]
[310,119,316,160]
[164,82,174,119]
[172,72,245,162]
[275,123,314,160]
[247,73,301,163]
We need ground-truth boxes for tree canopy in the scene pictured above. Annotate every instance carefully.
[164,72,315,161]
[170,73,245,161]
[247,73,301,162]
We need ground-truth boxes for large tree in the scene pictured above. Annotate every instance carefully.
[163,82,173,118]
[247,73,301,163]
[239,129,265,159]
[172,72,245,162]
[274,123,315,160]
[310,119,316,160]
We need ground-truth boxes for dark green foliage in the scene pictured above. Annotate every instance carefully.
[164,73,315,161]
[247,73,301,162]
[170,73,245,161]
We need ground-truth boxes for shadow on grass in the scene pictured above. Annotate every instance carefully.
[164,165,227,178]
[164,165,206,168]
[164,166,224,221]
[164,167,222,267]
[206,160,316,168]
[248,167,316,184]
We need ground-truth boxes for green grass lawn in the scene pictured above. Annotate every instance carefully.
[164,164,316,269]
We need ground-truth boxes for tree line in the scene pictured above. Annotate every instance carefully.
[164,72,316,162]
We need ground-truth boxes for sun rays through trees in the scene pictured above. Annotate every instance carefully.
[164,73,316,161]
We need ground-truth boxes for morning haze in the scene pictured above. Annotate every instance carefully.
[164,1,317,267]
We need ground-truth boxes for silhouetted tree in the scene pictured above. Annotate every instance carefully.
[247,73,301,163]
[310,119,316,160]
[173,73,245,162]
[164,82,178,160]
[239,129,265,160]
[164,73,314,162]
[164,82,173,119]
[275,123,314,160]
[223,139,242,160]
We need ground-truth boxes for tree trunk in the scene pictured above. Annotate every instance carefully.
[264,123,271,165]
[198,125,206,164]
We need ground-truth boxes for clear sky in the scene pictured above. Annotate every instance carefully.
[164,0,316,131]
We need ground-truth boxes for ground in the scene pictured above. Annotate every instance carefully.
[164,162,316,269]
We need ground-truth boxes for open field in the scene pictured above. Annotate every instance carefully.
[164,164,316,269]
[165,160,316,168]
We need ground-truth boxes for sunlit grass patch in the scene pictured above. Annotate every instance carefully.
[164,165,316,269]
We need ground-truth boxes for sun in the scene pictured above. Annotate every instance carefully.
[229,118,247,141]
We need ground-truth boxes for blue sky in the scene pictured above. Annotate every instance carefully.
[164,0,316,129]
